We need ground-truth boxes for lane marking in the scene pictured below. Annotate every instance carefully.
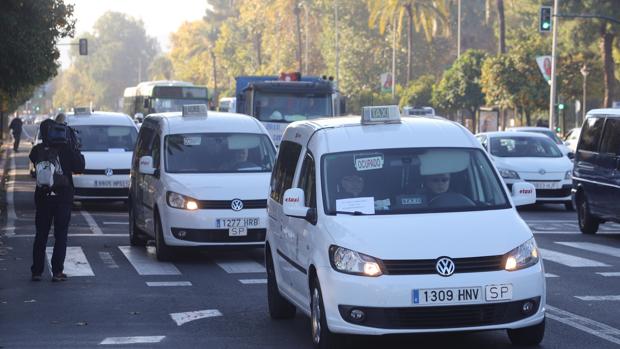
[80,209,103,235]
[597,272,620,277]
[534,230,619,235]
[538,248,610,267]
[118,246,180,275]
[100,336,165,345]
[8,234,128,238]
[146,281,192,287]
[576,295,620,301]
[239,278,267,284]
[103,222,129,225]
[556,242,620,259]
[215,259,266,274]
[46,246,94,276]
[545,273,559,278]
[169,309,222,326]
[546,304,620,345]
[98,252,119,269]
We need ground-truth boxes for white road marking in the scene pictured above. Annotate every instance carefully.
[556,242,620,259]
[146,281,192,287]
[169,309,222,326]
[239,278,267,284]
[8,234,128,238]
[576,295,620,301]
[118,246,180,275]
[215,259,266,274]
[597,272,620,277]
[98,252,119,269]
[100,336,165,345]
[80,209,103,235]
[4,155,18,236]
[46,246,94,276]
[545,273,559,278]
[538,248,610,267]
[546,305,620,345]
[103,222,129,225]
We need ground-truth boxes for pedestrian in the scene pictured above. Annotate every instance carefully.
[29,116,84,282]
[9,115,23,152]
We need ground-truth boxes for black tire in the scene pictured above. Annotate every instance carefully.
[507,318,545,346]
[577,194,599,235]
[266,247,296,319]
[564,201,574,211]
[311,277,345,349]
[155,213,174,261]
[129,203,147,247]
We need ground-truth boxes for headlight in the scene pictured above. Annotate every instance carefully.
[565,170,572,180]
[498,168,520,179]
[329,245,383,277]
[166,191,199,210]
[504,238,539,271]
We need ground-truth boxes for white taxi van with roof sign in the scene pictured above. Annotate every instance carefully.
[66,109,139,201]
[266,106,544,348]
[129,105,276,260]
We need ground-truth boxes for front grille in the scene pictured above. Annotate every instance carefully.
[82,169,130,175]
[338,297,540,329]
[74,187,128,197]
[196,199,267,210]
[382,255,505,275]
[171,228,266,243]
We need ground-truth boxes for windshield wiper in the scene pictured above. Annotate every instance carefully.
[333,210,370,216]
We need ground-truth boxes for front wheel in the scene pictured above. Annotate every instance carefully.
[155,213,175,261]
[266,248,296,319]
[311,277,344,349]
[577,194,599,235]
[129,204,147,247]
[507,318,545,346]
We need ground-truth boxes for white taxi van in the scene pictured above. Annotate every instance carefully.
[66,110,138,201]
[266,106,545,348]
[129,105,276,261]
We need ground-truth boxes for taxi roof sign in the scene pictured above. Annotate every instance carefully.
[182,104,208,117]
[73,106,92,115]
[361,105,401,125]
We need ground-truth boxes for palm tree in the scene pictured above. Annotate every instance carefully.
[368,0,450,84]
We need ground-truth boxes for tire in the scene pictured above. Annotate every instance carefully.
[507,318,545,346]
[266,247,296,319]
[129,204,147,247]
[155,213,174,261]
[564,201,574,211]
[577,194,599,235]
[311,277,345,349]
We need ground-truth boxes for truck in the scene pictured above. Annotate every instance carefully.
[234,72,345,145]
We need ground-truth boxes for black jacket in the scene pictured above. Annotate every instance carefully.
[9,118,23,134]
[29,142,85,203]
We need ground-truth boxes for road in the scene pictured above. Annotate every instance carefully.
[1,144,619,348]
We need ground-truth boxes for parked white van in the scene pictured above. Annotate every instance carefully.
[266,106,544,348]
[129,105,276,261]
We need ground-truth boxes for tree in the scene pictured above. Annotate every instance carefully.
[148,55,174,80]
[400,74,434,108]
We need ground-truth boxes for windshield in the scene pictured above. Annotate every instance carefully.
[322,148,509,215]
[527,130,563,145]
[490,136,562,158]
[254,92,332,123]
[165,133,276,173]
[152,98,209,113]
[72,125,137,152]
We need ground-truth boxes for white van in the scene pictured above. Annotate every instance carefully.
[266,106,544,348]
[218,97,236,112]
[129,105,276,261]
[66,110,138,201]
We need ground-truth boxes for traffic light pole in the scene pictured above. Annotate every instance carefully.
[548,0,559,132]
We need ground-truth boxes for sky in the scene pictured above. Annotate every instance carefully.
[59,0,208,68]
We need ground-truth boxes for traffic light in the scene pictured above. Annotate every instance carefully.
[539,6,552,32]
[79,38,88,55]
[558,102,565,110]
[556,127,561,133]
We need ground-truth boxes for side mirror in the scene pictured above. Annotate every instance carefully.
[139,156,155,175]
[511,182,536,207]
[567,152,575,160]
[283,188,315,223]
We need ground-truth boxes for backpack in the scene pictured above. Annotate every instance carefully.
[46,123,68,145]
[35,146,69,193]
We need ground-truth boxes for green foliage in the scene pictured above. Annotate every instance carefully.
[400,75,435,108]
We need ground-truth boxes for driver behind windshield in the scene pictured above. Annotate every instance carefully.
[423,173,451,200]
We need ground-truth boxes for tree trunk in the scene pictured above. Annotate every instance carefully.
[294,3,302,73]
[405,4,413,85]
[600,23,615,108]
[496,0,505,55]
[525,110,531,126]
[211,52,217,103]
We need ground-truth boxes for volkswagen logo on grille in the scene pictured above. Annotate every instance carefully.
[231,199,244,211]
[105,168,113,176]
[539,168,546,175]
[436,257,455,277]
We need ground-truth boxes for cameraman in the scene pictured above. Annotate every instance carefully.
[29,114,85,282]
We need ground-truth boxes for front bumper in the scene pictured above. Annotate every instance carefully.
[73,174,130,200]
[316,262,545,335]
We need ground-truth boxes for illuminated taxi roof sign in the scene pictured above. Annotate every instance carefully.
[361,105,401,125]
[73,106,92,115]
[182,104,208,117]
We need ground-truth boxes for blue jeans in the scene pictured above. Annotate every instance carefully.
[31,196,72,275]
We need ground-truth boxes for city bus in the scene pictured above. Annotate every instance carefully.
[123,80,209,119]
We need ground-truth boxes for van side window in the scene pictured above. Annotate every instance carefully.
[152,134,161,168]
[134,127,155,168]
[579,117,605,152]
[270,140,302,204]
[298,153,316,208]
[599,118,620,156]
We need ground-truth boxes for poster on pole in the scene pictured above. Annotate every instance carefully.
[536,56,552,85]
[380,73,393,93]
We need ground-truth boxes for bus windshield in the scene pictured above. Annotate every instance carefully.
[254,92,332,123]
[152,98,210,113]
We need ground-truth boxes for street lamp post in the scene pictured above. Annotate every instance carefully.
[580,63,589,126]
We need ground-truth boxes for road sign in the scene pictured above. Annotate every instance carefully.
[536,56,552,84]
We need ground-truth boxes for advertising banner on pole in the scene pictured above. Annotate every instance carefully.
[536,56,552,84]
[380,73,393,93]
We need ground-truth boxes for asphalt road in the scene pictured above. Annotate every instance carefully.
[1,144,619,348]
